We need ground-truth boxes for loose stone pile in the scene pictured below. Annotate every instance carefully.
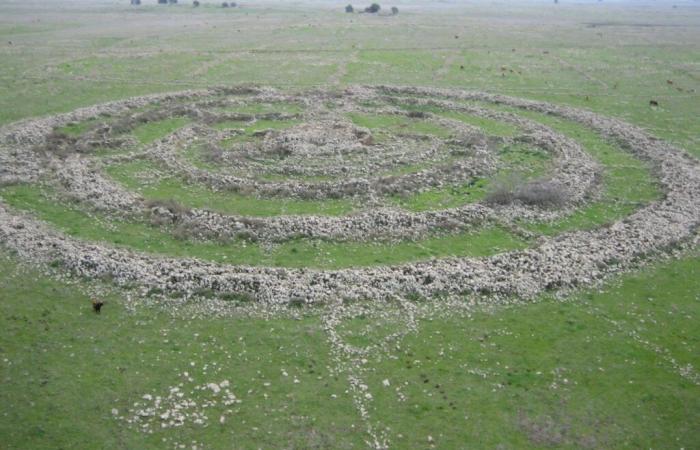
[0,85,698,309]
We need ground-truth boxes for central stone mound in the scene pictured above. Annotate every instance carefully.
[260,120,374,158]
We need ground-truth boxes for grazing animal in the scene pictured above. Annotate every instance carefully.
[649,100,659,107]
[91,299,105,313]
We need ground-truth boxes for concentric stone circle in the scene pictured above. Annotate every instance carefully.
[0,85,698,309]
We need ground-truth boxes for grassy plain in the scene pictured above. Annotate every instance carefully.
[0,0,698,448]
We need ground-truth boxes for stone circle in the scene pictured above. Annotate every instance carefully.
[0,85,698,310]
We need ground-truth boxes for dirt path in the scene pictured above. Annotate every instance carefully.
[327,50,358,86]
[435,51,459,82]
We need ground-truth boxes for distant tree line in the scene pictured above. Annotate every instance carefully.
[345,3,399,14]
[137,0,237,6]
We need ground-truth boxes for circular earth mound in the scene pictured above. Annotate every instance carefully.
[0,85,697,311]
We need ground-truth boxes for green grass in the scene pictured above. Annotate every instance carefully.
[179,146,335,182]
[214,102,303,115]
[360,255,700,448]
[56,119,99,136]
[212,118,301,132]
[439,111,520,137]
[1,250,697,449]
[499,143,551,177]
[0,252,363,449]
[212,118,302,147]
[104,159,355,217]
[396,103,521,137]
[0,184,526,269]
[257,172,334,182]
[348,113,453,140]
[132,117,189,144]
[392,178,490,211]
[271,226,527,268]
[344,49,446,85]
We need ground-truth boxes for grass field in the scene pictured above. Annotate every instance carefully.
[0,0,698,448]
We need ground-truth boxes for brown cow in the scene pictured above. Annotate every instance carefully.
[91,299,105,313]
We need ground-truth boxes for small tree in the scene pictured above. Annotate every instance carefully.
[130,0,141,5]
[391,6,398,14]
[345,4,354,13]
[158,0,167,4]
[193,0,200,6]
[222,1,229,6]
[365,3,380,13]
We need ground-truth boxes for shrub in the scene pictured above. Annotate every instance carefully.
[158,0,167,3]
[39,131,96,158]
[172,224,192,241]
[485,174,567,208]
[485,173,522,205]
[220,292,254,304]
[407,111,426,118]
[515,180,567,208]
[288,297,306,308]
[193,0,199,6]
[144,198,189,222]
[221,1,229,7]
[130,0,141,5]
[391,6,398,14]
[345,4,354,12]
[265,142,292,159]
[192,288,216,299]
[365,3,380,13]
[202,143,225,163]
[405,290,427,303]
